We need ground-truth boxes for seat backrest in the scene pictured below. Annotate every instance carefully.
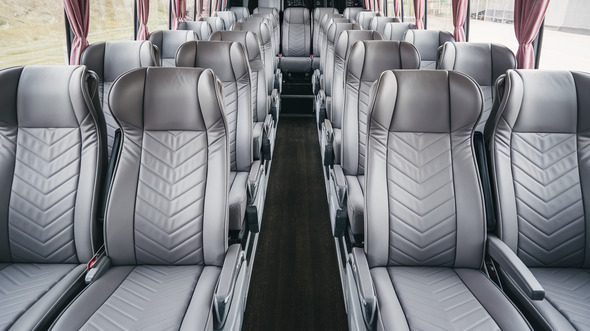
[320,17,349,72]
[369,16,399,35]
[282,7,312,57]
[486,70,590,268]
[210,31,268,123]
[355,11,376,30]
[0,65,106,265]
[317,13,342,58]
[178,21,213,40]
[343,7,363,23]
[105,67,228,267]
[403,29,454,69]
[341,41,420,179]
[331,30,383,129]
[253,7,280,21]
[312,7,340,54]
[324,22,361,97]
[215,11,237,30]
[204,16,225,32]
[148,30,199,67]
[249,13,280,55]
[365,70,484,269]
[383,22,414,41]
[81,41,159,157]
[232,20,275,94]
[438,42,516,132]
[230,6,250,22]
[176,41,253,173]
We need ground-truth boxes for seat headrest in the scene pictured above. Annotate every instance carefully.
[335,30,383,59]
[404,29,454,61]
[209,31,262,64]
[283,7,310,24]
[81,41,159,82]
[348,41,420,80]
[175,40,249,82]
[327,22,361,43]
[233,21,273,45]
[383,22,414,41]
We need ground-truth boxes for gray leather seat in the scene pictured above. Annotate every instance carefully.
[204,16,225,32]
[382,22,414,41]
[312,7,340,55]
[253,6,280,21]
[178,20,213,40]
[343,7,363,23]
[148,30,199,67]
[319,18,350,78]
[230,6,250,22]
[369,16,400,35]
[280,7,312,73]
[316,13,342,60]
[49,67,244,330]
[251,9,280,55]
[336,41,419,238]
[215,11,237,30]
[346,69,532,331]
[486,70,590,331]
[80,40,159,158]
[403,29,454,69]
[0,65,106,330]
[176,41,257,233]
[437,42,516,132]
[355,11,376,30]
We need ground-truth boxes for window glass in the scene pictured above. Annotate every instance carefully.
[88,0,134,44]
[185,0,195,21]
[539,0,590,72]
[469,0,517,54]
[427,0,453,32]
[148,0,170,31]
[402,0,415,24]
[0,1,68,68]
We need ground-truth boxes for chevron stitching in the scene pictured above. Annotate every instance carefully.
[9,128,80,263]
[512,133,585,267]
[387,133,456,266]
[286,23,310,56]
[135,131,206,265]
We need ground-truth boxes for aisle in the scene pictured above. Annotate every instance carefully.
[241,116,348,331]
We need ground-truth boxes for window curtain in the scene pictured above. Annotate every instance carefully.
[137,0,149,40]
[172,0,186,29]
[452,0,468,41]
[394,0,401,19]
[414,0,424,29]
[63,0,89,65]
[514,0,550,69]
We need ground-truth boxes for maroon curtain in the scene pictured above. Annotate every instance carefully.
[137,0,149,40]
[414,0,424,29]
[63,0,89,65]
[394,0,401,19]
[172,0,186,29]
[452,0,468,41]
[514,0,550,69]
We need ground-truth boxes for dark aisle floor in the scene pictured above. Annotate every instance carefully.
[241,116,348,331]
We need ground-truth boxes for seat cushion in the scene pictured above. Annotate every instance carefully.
[345,175,364,235]
[371,267,531,330]
[51,265,220,330]
[0,263,86,330]
[229,171,249,231]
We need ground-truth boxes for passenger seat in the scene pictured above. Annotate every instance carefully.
[204,16,225,32]
[178,20,213,40]
[382,22,414,41]
[0,65,106,330]
[216,11,238,30]
[369,16,400,35]
[312,7,340,55]
[280,7,312,73]
[148,30,199,66]
[343,7,363,23]
[355,11,376,30]
[403,29,454,68]
[230,6,250,22]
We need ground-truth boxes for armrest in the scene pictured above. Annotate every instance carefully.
[330,165,347,208]
[274,68,282,93]
[322,119,334,168]
[488,235,544,300]
[312,69,321,95]
[349,247,377,328]
[315,90,326,130]
[85,248,110,284]
[270,89,280,124]
[247,160,263,204]
[214,244,245,328]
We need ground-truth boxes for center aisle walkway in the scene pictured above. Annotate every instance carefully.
[242,116,348,330]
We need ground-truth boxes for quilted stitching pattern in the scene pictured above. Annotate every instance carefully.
[81,266,202,330]
[389,267,500,330]
[357,81,373,174]
[476,86,492,132]
[0,264,77,329]
[222,81,238,171]
[388,133,456,266]
[9,128,80,263]
[531,268,590,329]
[135,131,206,265]
[286,24,310,57]
[511,133,584,267]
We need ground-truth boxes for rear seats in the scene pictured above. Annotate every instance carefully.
[230,6,250,22]
[369,16,400,35]
[403,29,454,68]
[486,70,590,331]
[382,22,414,40]
[280,7,312,73]
[50,67,245,330]
[80,40,159,157]
[178,20,213,40]
[0,65,106,330]
[345,69,533,330]
[216,11,238,30]
[343,7,363,23]
[355,11,376,30]
[148,30,199,66]
[437,42,516,132]
[312,7,340,55]
[204,16,225,32]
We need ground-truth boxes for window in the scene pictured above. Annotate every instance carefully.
[185,0,195,21]
[427,0,453,32]
[403,0,416,24]
[0,1,68,68]
[148,0,170,31]
[469,0,517,54]
[538,0,590,72]
[88,0,134,44]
